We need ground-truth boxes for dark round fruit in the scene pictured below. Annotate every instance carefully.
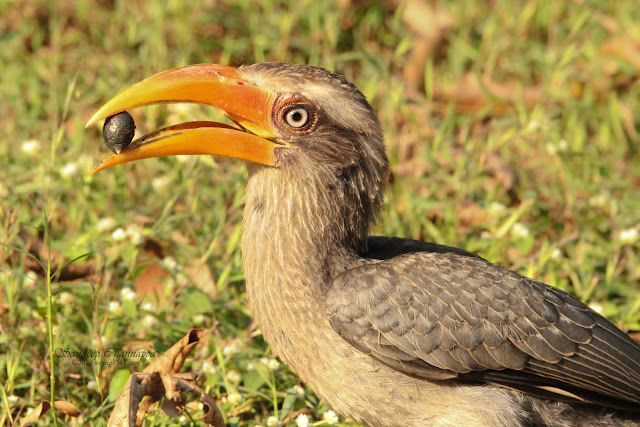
[103,111,136,154]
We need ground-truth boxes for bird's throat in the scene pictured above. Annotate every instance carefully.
[241,163,364,356]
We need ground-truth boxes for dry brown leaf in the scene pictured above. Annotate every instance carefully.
[146,329,205,374]
[481,151,519,204]
[601,34,640,73]
[188,257,217,300]
[54,400,81,417]
[143,238,166,259]
[134,263,168,300]
[400,0,453,89]
[616,101,638,142]
[107,329,223,427]
[172,375,224,426]
[629,332,640,346]
[107,372,145,427]
[19,401,50,426]
[160,398,184,417]
[434,73,544,115]
[19,228,95,281]
[170,231,192,246]
[455,202,491,229]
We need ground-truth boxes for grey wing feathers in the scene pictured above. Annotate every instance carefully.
[326,248,640,409]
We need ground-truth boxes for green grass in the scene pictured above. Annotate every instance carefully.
[1,0,640,425]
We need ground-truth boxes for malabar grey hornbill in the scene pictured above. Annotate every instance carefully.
[86,63,640,426]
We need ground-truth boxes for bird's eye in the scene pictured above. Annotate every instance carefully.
[283,106,310,129]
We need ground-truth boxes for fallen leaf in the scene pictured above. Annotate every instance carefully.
[143,238,165,259]
[134,263,168,300]
[188,257,217,300]
[54,400,81,417]
[19,229,96,281]
[602,34,640,73]
[161,398,184,417]
[19,401,50,427]
[400,0,453,89]
[434,73,545,115]
[616,101,638,142]
[107,329,223,427]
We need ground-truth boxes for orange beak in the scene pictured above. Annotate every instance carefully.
[86,64,284,174]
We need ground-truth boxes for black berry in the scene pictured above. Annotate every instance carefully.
[103,111,136,154]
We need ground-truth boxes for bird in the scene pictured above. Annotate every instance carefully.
[86,62,640,427]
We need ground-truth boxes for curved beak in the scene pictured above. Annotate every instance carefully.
[86,64,283,174]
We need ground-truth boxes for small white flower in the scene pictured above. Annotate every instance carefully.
[545,139,568,155]
[162,256,177,270]
[266,358,279,370]
[175,272,189,286]
[152,176,172,192]
[108,301,122,314]
[589,192,610,208]
[551,248,562,260]
[192,313,205,325]
[266,416,279,426]
[127,231,144,245]
[141,315,155,327]
[87,380,98,390]
[165,277,176,289]
[120,288,136,301]
[246,361,255,370]
[21,139,39,154]
[179,415,187,423]
[112,228,127,241]
[511,222,530,238]
[60,162,78,178]
[619,228,639,245]
[202,360,217,375]
[96,217,116,233]
[59,292,74,305]
[7,395,19,405]
[227,392,242,405]
[296,414,309,427]
[288,385,305,399]
[226,370,242,384]
[557,139,568,152]
[186,401,204,411]
[141,301,154,311]
[323,410,339,424]
[487,201,506,216]
[126,226,143,245]
[589,302,604,314]
[91,335,106,346]
[24,271,38,287]
[223,340,241,357]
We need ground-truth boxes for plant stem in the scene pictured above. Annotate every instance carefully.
[44,212,59,427]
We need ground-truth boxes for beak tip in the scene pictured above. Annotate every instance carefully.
[85,116,98,128]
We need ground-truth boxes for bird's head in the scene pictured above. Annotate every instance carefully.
[87,63,389,250]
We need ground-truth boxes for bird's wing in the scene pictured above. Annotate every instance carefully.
[327,244,640,408]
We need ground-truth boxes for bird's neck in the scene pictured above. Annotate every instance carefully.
[240,157,387,397]
[241,162,369,344]
[242,163,363,279]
